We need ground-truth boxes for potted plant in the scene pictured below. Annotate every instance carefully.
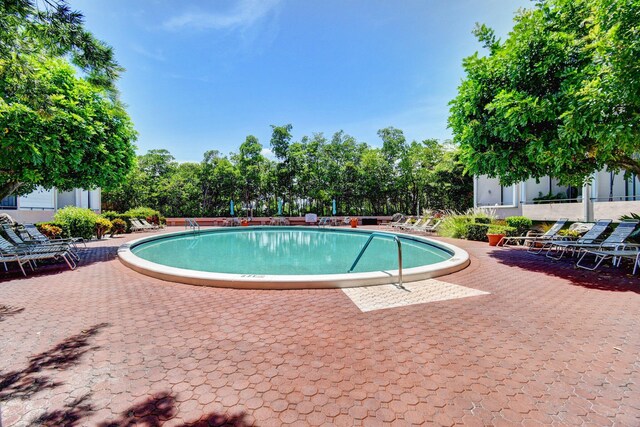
[486,225,507,246]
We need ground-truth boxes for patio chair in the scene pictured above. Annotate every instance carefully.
[400,216,433,231]
[139,218,159,230]
[129,218,146,232]
[420,218,443,234]
[131,218,154,231]
[576,243,640,274]
[23,224,86,249]
[1,226,79,261]
[317,217,330,227]
[386,214,406,228]
[544,219,612,260]
[498,218,568,252]
[569,220,640,258]
[390,216,415,229]
[0,236,77,275]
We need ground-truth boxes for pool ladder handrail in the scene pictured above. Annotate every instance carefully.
[185,218,200,231]
[348,232,403,287]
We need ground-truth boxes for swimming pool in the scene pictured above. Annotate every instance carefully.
[118,227,469,289]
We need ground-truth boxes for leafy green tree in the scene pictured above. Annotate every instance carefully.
[0,1,136,200]
[1,56,136,200]
[449,0,640,186]
[234,136,266,214]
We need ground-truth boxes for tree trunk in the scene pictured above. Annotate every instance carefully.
[0,182,22,201]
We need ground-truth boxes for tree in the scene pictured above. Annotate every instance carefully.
[0,1,135,200]
[0,56,136,200]
[449,0,640,186]
[234,136,266,214]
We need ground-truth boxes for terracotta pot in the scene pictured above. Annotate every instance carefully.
[350,218,358,228]
[487,233,505,246]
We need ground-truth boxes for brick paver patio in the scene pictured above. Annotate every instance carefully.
[1,227,638,426]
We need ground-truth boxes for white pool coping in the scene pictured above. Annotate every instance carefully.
[117,227,470,290]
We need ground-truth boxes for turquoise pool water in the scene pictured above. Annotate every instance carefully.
[131,228,453,275]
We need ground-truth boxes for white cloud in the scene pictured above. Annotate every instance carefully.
[163,0,282,31]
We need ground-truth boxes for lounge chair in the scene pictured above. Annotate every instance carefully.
[1,226,79,261]
[386,214,406,228]
[139,218,159,230]
[23,224,86,249]
[498,218,568,252]
[0,236,77,275]
[400,217,433,231]
[391,217,415,229]
[317,217,331,227]
[420,218,443,234]
[129,219,146,232]
[544,219,612,260]
[568,220,640,260]
[576,246,640,274]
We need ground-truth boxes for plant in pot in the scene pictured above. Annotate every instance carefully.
[486,225,509,246]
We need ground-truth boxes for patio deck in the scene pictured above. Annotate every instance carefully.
[0,226,638,426]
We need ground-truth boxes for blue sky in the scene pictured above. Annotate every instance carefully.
[73,0,531,162]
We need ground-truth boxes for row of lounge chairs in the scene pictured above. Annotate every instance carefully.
[130,218,160,232]
[499,218,640,274]
[388,215,442,234]
[318,217,351,227]
[1,224,84,276]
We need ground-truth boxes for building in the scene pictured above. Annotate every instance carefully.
[474,169,640,221]
[0,187,101,223]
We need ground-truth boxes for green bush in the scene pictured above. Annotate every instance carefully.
[102,211,133,233]
[505,216,533,235]
[474,216,492,224]
[110,218,127,236]
[36,221,70,238]
[439,214,473,239]
[487,224,517,236]
[466,223,490,241]
[36,223,63,239]
[125,207,162,225]
[53,206,98,240]
[94,217,112,239]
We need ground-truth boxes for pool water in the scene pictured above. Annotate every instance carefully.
[131,228,452,275]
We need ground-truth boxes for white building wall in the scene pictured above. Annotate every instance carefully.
[17,187,55,210]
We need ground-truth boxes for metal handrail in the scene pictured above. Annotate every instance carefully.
[185,218,200,231]
[348,232,403,287]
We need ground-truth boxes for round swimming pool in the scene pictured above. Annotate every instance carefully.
[118,227,469,289]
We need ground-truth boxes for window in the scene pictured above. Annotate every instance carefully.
[0,195,17,209]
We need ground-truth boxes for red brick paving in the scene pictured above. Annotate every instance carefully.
[0,227,639,426]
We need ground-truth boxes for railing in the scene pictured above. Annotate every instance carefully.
[348,232,403,287]
[184,218,200,231]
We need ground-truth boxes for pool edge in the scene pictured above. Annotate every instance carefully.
[117,228,470,290]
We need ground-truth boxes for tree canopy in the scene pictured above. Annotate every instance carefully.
[103,126,472,217]
[0,0,136,200]
[449,0,640,186]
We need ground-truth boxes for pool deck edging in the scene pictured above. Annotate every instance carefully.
[117,227,470,290]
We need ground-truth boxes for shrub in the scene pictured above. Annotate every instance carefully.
[474,216,492,225]
[36,223,63,239]
[439,214,473,239]
[36,221,70,238]
[110,218,127,236]
[505,216,533,235]
[125,207,161,220]
[102,211,133,233]
[54,206,98,240]
[466,223,490,241]
[487,224,517,236]
[94,217,112,239]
